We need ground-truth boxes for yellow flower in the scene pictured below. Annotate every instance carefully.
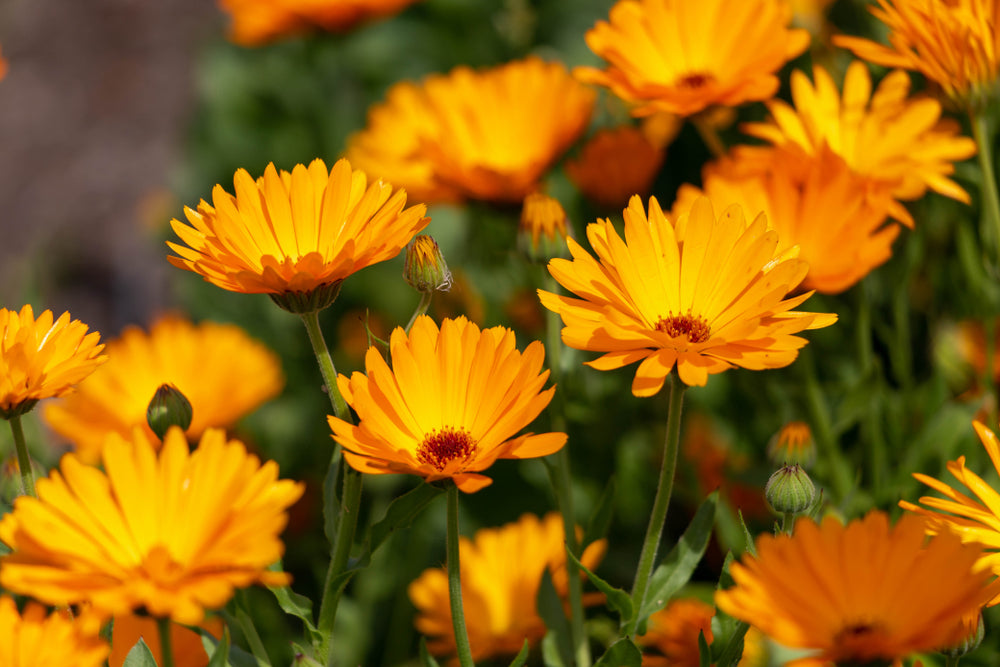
[519,192,571,261]
[42,315,283,464]
[328,315,566,493]
[218,0,422,46]
[0,305,107,419]
[565,126,666,210]
[784,0,836,35]
[834,0,1000,110]
[109,614,224,667]
[740,62,976,227]
[0,595,108,667]
[671,145,901,294]
[168,158,429,312]
[0,427,304,625]
[409,512,606,662]
[715,511,998,664]
[346,57,595,204]
[638,597,764,667]
[538,196,836,393]
[575,0,809,117]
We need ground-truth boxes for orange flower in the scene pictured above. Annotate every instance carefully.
[219,0,423,46]
[538,196,836,392]
[638,597,764,667]
[328,316,565,492]
[576,0,809,117]
[109,614,224,667]
[565,126,666,210]
[346,57,595,204]
[0,596,108,667]
[519,192,571,261]
[768,421,816,467]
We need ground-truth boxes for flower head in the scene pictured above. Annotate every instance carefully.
[328,315,566,492]
[0,596,108,667]
[576,0,809,117]
[715,511,999,664]
[168,158,429,312]
[519,192,571,261]
[404,235,452,292]
[0,427,304,625]
[346,57,595,204]
[538,196,836,392]
[43,315,283,464]
[0,305,106,419]
[565,126,665,210]
[638,597,763,667]
[768,420,815,467]
[409,513,605,662]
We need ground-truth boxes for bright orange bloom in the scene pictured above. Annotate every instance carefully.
[834,0,1000,110]
[519,192,571,261]
[638,597,764,667]
[538,196,836,392]
[716,512,999,664]
[219,0,422,46]
[565,126,665,210]
[740,62,976,227]
[409,513,606,662]
[0,596,108,667]
[0,305,106,419]
[0,428,304,625]
[576,0,809,117]
[346,57,595,204]
[43,315,283,464]
[109,614,224,667]
[168,158,429,312]
[328,316,566,493]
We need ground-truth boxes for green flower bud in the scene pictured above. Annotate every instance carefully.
[940,611,984,659]
[765,464,816,515]
[146,383,193,440]
[404,235,452,293]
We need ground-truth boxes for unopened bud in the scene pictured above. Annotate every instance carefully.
[146,383,193,440]
[519,192,571,261]
[765,465,816,515]
[404,235,452,293]
[941,610,984,659]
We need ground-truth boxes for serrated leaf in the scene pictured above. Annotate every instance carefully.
[583,476,616,549]
[419,637,442,667]
[507,640,531,667]
[565,548,633,622]
[122,639,158,667]
[593,638,642,667]
[537,569,574,667]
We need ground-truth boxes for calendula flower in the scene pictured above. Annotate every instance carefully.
[715,511,999,664]
[671,145,901,294]
[768,420,816,467]
[328,315,566,492]
[565,126,666,210]
[409,512,606,662]
[683,414,770,518]
[0,428,304,625]
[638,597,764,667]
[109,614,224,667]
[576,0,809,117]
[219,0,422,46]
[0,305,106,419]
[346,57,595,204]
[784,0,836,35]
[168,158,429,313]
[519,192,571,261]
[403,235,452,293]
[43,315,283,464]
[538,196,836,392]
[0,596,108,667]
[834,0,1000,111]
[740,62,976,226]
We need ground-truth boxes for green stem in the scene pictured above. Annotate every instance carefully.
[156,617,175,667]
[986,318,998,428]
[945,656,961,667]
[971,110,1000,269]
[300,311,351,423]
[781,512,794,534]
[9,415,35,498]
[405,291,434,332]
[624,373,686,638]
[446,483,475,667]
[802,351,852,505]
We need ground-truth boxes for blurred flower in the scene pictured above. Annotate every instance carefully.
[409,512,606,662]
[715,511,998,664]
[43,315,283,464]
[671,145,900,294]
[576,0,809,117]
[538,196,836,392]
[346,57,595,204]
[740,62,976,227]
[784,0,836,35]
[951,319,1000,389]
[519,192,571,261]
[638,597,764,667]
[0,427,304,625]
[109,614,224,667]
[0,596,108,667]
[168,158,429,313]
[768,421,816,467]
[404,235,452,292]
[834,0,1000,110]
[0,46,7,81]
[565,126,666,210]
[0,305,106,419]
[219,0,422,46]
[640,112,686,149]
[328,316,565,493]
[683,414,769,518]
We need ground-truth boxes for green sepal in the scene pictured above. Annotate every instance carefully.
[507,640,531,667]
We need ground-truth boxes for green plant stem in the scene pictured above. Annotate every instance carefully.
[971,110,1000,269]
[446,482,475,667]
[156,617,175,667]
[624,373,686,638]
[9,415,35,498]
[802,351,852,505]
[300,311,352,422]
[780,512,794,534]
[945,656,961,667]
[405,291,433,332]
[855,284,873,376]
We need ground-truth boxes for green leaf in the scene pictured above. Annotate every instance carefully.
[737,509,757,558]
[322,453,342,545]
[711,552,750,667]
[536,569,574,667]
[592,638,642,667]
[541,633,566,667]
[565,548,633,622]
[122,639,158,667]
[418,637,442,667]
[200,627,260,667]
[205,628,231,667]
[367,482,444,554]
[639,491,718,620]
[697,630,711,667]
[583,475,616,549]
[266,572,323,647]
[507,640,531,667]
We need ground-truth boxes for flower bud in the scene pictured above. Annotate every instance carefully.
[765,464,816,515]
[940,610,984,659]
[767,421,816,468]
[519,192,571,261]
[146,383,193,440]
[404,235,452,293]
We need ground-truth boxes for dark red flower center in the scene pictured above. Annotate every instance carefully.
[655,312,711,343]
[417,427,478,471]
[677,72,716,90]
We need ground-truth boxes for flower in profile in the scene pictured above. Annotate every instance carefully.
[218,0,422,46]
[43,315,283,464]
[168,158,429,313]
[768,420,815,467]
[0,596,108,667]
[519,192,571,261]
[0,305,107,419]
[575,0,809,117]
[328,315,566,492]
[638,597,764,667]
[565,126,665,210]
[0,427,304,624]
[109,614,224,667]
[404,235,452,293]
[834,0,1000,110]
[671,145,901,294]
[740,62,976,226]
[715,511,999,664]
[409,512,606,662]
[538,196,836,392]
[346,57,595,204]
